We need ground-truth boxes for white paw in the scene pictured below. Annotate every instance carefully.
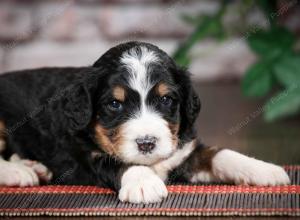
[0,159,39,187]
[119,166,168,204]
[31,162,53,182]
[213,149,291,186]
[9,154,53,183]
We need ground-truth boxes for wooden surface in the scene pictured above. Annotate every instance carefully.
[6,218,300,220]
[196,82,300,165]
[7,82,300,219]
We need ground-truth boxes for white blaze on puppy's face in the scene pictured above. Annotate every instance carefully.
[121,46,157,98]
[119,46,175,165]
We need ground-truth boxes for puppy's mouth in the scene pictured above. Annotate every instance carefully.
[94,113,180,166]
[119,140,177,166]
[125,153,173,166]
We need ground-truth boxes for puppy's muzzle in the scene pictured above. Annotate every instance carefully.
[135,135,157,154]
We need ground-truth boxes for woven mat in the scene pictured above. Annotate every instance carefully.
[0,166,299,217]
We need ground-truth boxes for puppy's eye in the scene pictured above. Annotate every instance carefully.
[160,96,173,107]
[108,100,123,111]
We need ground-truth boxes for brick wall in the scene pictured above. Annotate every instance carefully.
[0,0,299,81]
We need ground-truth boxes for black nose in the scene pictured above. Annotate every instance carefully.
[136,135,157,154]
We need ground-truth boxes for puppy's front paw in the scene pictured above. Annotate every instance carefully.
[213,150,290,186]
[0,160,39,187]
[119,166,168,204]
[10,154,53,183]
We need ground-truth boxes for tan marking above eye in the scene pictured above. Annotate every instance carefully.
[156,83,170,97]
[113,86,126,102]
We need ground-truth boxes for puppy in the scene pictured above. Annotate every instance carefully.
[0,42,290,203]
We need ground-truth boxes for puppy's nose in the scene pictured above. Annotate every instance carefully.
[136,135,157,154]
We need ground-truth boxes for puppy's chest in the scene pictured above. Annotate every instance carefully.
[151,141,195,181]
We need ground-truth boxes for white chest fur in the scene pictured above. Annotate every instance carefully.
[151,140,195,181]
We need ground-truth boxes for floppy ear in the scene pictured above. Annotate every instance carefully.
[177,69,201,141]
[63,83,93,132]
[184,86,201,127]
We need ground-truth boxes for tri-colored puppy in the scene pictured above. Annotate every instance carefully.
[0,42,290,203]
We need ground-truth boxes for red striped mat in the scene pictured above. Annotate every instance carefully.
[0,165,299,217]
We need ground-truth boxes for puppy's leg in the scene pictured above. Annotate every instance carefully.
[91,153,167,203]
[211,149,290,186]
[0,122,36,186]
[176,143,290,186]
[118,166,168,204]
[0,156,39,187]
[0,153,52,187]
[10,154,53,183]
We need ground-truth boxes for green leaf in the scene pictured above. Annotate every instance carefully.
[264,86,300,121]
[247,27,295,59]
[180,14,205,26]
[173,2,227,67]
[274,54,300,88]
[173,15,218,67]
[175,54,191,67]
[242,61,273,97]
[257,0,277,26]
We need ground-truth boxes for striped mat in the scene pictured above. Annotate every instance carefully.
[0,166,299,217]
